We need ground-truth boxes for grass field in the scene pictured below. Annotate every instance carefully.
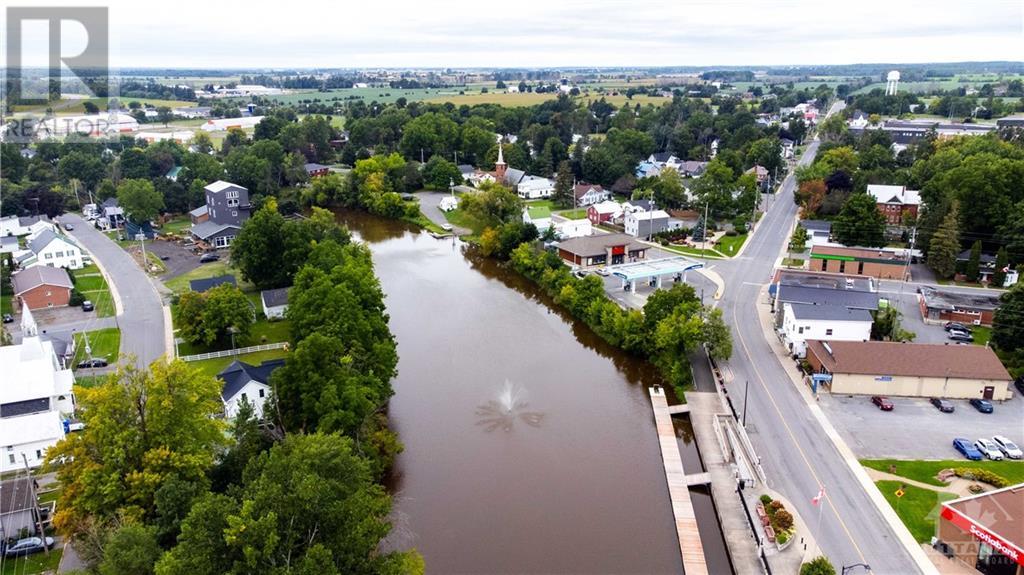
[555,208,588,219]
[159,216,194,236]
[862,459,1024,486]
[164,261,243,293]
[188,348,289,378]
[1,292,11,315]
[72,328,121,367]
[1,546,63,575]
[74,274,108,292]
[13,96,193,115]
[714,233,748,257]
[443,208,488,236]
[661,244,725,259]
[782,257,806,268]
[875,480,957,543]
[971,326,992,347]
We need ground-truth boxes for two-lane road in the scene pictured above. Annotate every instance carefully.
[63,214,168,367]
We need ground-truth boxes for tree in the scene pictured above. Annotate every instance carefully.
[928,202,961,279]
[552,160,574,208]
[653,167,687,209]
[156,433,421,575]
[422,155,462,191]
[703,307,733,360]
[993,247,1009,288]
[833,193,886,247]
[46,360,225,535]
[966,240,982,282]
[399,112,459,160]
[992,283,1024,352]
[800,556,836,575]
[302,172,345,207]
[156,106,174,126]
[174,284,253,347]
[83,101,100,114]
[796,179,826,216]
[789,225,809,253]
[459,182,524,225]
[999,201,1024,266]
[691,159,737,220]
[98,524,162,575]
[117,179,164,224]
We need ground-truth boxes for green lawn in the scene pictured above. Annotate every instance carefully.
[81,288,115,317]
[77,263,100,275]
[159,216,193,235]
[782,258,806,267]
[164,261,238,293]
[875,480,957,543]
[554,208,588,219]
[715,234,748,257]
[1,292,11,314]
[177,319,290,356]
[1,546,63,575]
[72,328,120,367]
[74,274,108,292]
[862,459,1024,487]
[660,244,725,259]
[525,199,555,211]
[189,348,289,378]
[443,208,488,236]
[36,488,61,505]
[971,326,992,347]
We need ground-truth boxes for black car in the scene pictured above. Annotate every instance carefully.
[969,398,994,413]
[947,330,973,343]
[77,358,109,369]
[81,300,94,312]
[1,313,12,323]
[943,322,973,333]
[199,252,220,263]
[931,398,955,413]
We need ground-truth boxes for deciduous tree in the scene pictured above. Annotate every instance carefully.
[833,192,886,247]
[117,178,164,224]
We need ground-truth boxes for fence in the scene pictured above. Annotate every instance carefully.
[179,342,287,362]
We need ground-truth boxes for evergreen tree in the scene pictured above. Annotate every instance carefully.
[992,283,1024,351]
[552,160,574,208]
[928,202,961,279]
[993,247,1009,288]
[966,240,982,282]
[691,214,706,243]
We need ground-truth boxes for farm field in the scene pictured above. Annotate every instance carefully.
[13,96,194,115]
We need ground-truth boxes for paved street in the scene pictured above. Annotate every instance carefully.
[820,393,1024,459]
[62,214,168,367]
[415,190,471,235]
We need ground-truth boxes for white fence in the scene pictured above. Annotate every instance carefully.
[179,342,287,362]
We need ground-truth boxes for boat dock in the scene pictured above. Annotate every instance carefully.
[649,386,710,575]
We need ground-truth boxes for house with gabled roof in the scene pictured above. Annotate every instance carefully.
[866,184,921,225]
[217,359,285,419]
[573,184,610,207]
[12,266,74,309]
[190,181,251,249]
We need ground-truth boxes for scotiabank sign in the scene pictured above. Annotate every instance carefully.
[941,505,1024,567]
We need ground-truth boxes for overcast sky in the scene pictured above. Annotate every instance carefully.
[4,0,1023,69]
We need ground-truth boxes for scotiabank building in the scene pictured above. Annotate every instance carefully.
[937,484,1023,575]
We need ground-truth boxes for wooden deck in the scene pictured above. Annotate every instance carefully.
[649,386,709,575]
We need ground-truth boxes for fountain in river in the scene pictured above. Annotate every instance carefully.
[475,381,544,432]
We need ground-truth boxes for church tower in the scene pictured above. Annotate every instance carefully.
[495,141,507,183]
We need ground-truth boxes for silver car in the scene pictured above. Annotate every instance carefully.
[3,536,55,557]
[992,435,1023,459]
[974,438,1004,461]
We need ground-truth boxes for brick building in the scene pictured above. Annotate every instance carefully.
[11,266,73,310]
[919,286,1001,327]
[866,184,921,225]
[809,245,907,279]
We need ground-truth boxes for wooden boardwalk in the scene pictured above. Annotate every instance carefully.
[649,386,709,575]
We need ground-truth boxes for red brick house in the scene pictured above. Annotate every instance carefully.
[866,184,921,225]
[304,163,330,178]
[12,266,73,310]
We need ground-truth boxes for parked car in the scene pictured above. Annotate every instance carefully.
[81,300,94,312]
[947,330,973,343]
[2,314,12,323]
[3,537,55,558]
[595,267,610,277]
[992,435,1023,459]
[871,396,894,411]
[953,438,983,461]
[77,358,108,369]
[573,270,589,279]
[440,223,453,232]
[969,398,994,413]
[64,223,74,231]
[974,438,1005,460]
[1015,376,1024,395]
[931,398,955,413]
[943,322,973,333]
[199,252,220,263]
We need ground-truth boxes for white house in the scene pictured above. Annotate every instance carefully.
[0,306,76,473]
[780,302,873,358]
[24,229,84,270]
[516,176,555,199]
[439,196,459,212]
[260,288,289,320]
[550,214,592,239]
[217,359,285,419]
[0,216,54,238]
[573,184,610,207]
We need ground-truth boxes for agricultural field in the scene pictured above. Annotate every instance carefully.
[13,96,194,115]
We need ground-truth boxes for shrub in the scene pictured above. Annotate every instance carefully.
[725,229,739,237]
[801,556,836,575]
[954,468,1010,488]
[69,289,85,306]
[767,500,784,515]
[776,530,790,545]
[760,494,773,505]
[773,509,794,532]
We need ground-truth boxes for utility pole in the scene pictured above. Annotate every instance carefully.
[22,454,49,556]
[701,201,709,260]
[742,380,749,427]
[899,225,916,297]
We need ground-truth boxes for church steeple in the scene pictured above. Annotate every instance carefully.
[495,141,507,182]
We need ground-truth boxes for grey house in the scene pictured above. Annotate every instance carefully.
[1,477,41,539]
[190,181,251,248]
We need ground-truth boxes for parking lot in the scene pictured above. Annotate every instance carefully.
[820,391,1024,460]
[145,238,204,280]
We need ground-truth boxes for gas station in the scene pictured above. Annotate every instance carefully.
[608,256,705,293]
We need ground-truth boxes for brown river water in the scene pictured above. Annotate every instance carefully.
[337,210,732,574]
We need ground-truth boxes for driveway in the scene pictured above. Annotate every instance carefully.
[415,191,470,235]
[145,237,202,280]
[62,214,168,367]
[820,393,1024,459]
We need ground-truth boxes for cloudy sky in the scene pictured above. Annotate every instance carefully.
[4,0,1023,69]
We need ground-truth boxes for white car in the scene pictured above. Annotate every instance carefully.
[975,438,1005,461]
[595,267,610,277]
[992,435,1023,460]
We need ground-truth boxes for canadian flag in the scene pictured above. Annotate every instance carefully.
[812,486,825,506]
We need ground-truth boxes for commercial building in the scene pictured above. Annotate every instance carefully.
[0,308,76,473]
[809,245,907,279]
[919,286,1001,327]
[33,113,138,138]
[772,283,880,328]
[556,233,648,268]
[780,303,873,358]
[200,116,264,132]
[805,340,1011,400]
[937,484,1024,575]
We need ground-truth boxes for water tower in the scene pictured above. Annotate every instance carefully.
[885,70,900,96]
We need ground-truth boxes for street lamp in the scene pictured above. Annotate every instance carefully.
[842,563,871,574]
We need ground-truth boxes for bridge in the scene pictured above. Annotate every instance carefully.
[607,256,705,292]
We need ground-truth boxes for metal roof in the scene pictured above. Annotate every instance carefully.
[609,256,705,281]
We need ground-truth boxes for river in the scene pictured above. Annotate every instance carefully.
[337,210,731,574]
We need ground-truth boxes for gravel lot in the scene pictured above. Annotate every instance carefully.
[820,391,1024,460]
